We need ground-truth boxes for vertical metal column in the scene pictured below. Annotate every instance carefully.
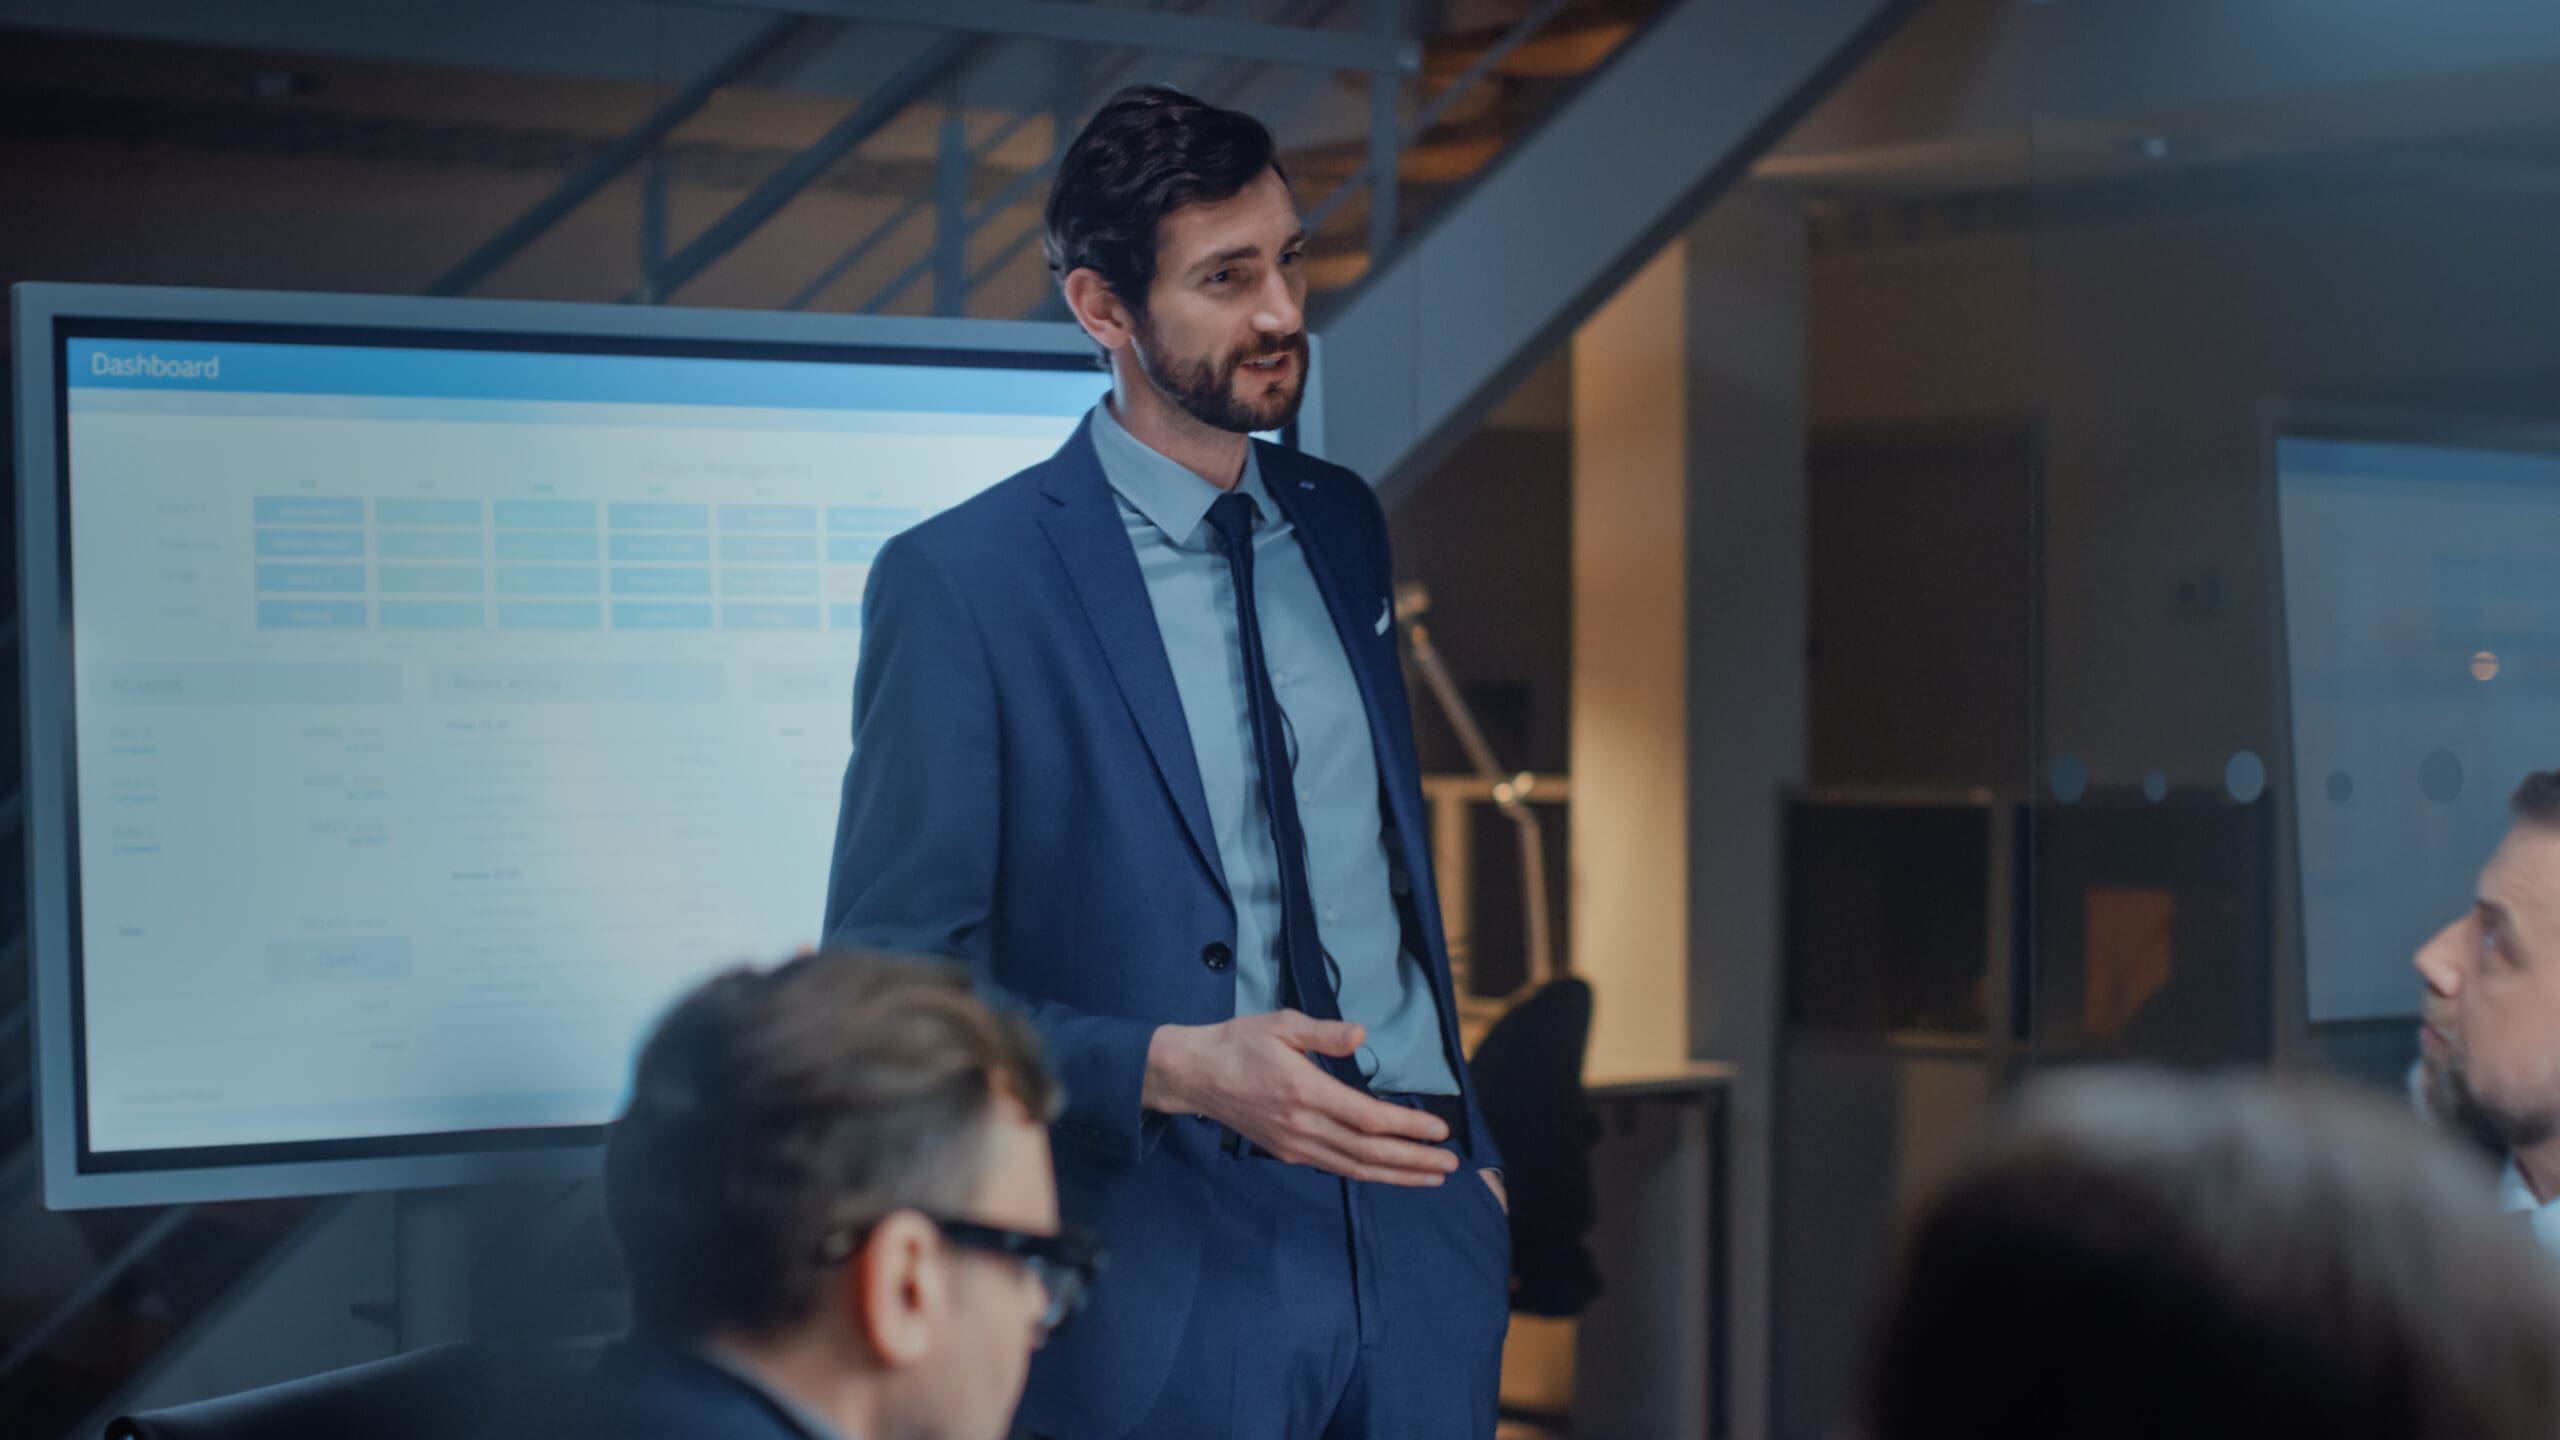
[933,84,972,317]
[1052,41,1084,188]
[637,151,671,304]
[1366,0,1403,265]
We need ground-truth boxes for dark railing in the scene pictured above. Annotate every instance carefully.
[410,0,1616,321]
[845,0,1349,318]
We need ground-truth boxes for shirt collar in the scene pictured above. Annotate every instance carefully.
[1088,397,1275,551]
[2499,1158,2560,1255]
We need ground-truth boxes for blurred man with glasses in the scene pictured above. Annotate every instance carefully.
[592,950,1105,1440]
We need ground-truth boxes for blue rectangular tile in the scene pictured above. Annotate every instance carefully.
[496,531,597,561]
[720,535,820,565]
[826,505,923,532]
[609,502,710,531]
[379,600,486,630]
[377,566,484,595]
[496,566,602,596]
[376,498,483,527]
[493,499,598,529]
[496,602,603,630]
[257,564,367,593]
[255,496,364,525]
[266,938,412,982]
[723,603,823,631]
[610,533,712,563]
[95,660,399,701]
[718,504,819,532]
[432,662,722,702]
[612,602,714,630]
[255,529,364,558]
[377,530,484,560]
[256,600,368,629]
[612,567,712,597]
[721,568,823,597]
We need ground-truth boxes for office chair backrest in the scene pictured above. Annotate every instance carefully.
[1468,976,1603,1316]
[107,1341,515,1440]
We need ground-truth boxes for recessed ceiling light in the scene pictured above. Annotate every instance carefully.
[232,68,323,100]
[2111,134,2203,162]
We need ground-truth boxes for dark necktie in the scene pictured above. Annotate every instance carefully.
[1205,491,1363,1088]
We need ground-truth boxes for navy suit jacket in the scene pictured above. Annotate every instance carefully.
[561,1345,824,1440]
[822,414,1498,1438]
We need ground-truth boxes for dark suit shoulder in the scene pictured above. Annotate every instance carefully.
[1259,442,1391,584]
[1257,441,1376,510]
[568,1344,818,1440]
[890,459,1058,554]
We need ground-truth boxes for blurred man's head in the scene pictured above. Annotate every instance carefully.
[605,952,1085,1440]
[2415,771,2560,1154]
[1867,1071,2560,1440]
[1044,85,1308,438]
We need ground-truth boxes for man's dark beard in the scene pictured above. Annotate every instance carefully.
[2431,1060,2555,1159]
[1130,314,1307,435]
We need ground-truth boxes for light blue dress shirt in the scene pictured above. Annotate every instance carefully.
[1088,400,1457,1095]
[2499,1160,2560,1260]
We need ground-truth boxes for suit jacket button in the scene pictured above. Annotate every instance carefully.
[1201,942,1233,972]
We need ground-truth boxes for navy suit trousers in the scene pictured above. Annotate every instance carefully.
[1036,1146,1511,1440]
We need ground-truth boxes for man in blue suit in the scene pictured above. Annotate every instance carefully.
[825,85,1511,1440]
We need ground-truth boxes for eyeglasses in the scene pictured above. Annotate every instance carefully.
[817,1213,1108,1335]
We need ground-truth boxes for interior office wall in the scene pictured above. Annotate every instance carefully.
[1810,189,2560,792]
[1570,240,1691,1078]
[1806,166,2560,1089]
[1806,418,2034,792]
[1386,352,1574,780]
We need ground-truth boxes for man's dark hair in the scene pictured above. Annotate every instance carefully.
[603,950,1057,1340]
[1043,84,1287,316]
[2512,770,2560,827]
[1866,1072,2560,1440]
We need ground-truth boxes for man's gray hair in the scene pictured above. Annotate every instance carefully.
[604,950,1057,1339]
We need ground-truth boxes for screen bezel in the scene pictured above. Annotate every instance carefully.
[14,281,1195,1208]
[2259,401,2560,1050]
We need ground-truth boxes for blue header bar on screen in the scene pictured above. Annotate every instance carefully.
[66,337,1106,416]
[2280,436,2560,491]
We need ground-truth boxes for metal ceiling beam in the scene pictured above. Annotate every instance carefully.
[1319,0,1924,493]
[627,30,980,303]
[426,15,811,295]
[663,0,1416,72]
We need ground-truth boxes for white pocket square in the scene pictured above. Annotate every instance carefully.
[1374,599,1392,636]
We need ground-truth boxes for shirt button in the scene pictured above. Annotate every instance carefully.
[1201,942,1234,972]
[1324,908,1340,923]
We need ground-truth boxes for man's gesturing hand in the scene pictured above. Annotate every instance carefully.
[1143,1012,1460,1186]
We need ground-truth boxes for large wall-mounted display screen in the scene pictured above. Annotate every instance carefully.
[15,284,1109,1205]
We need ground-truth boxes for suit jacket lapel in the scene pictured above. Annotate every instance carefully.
[1262,449,1473,1048]
[1259,447,1435,890]
[1038,419,1231,902]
